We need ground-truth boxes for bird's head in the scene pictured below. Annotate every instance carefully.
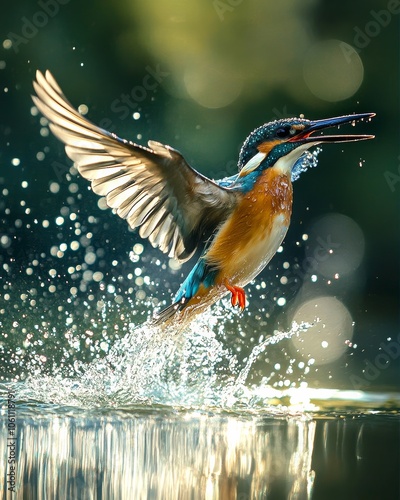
[238,112,375,179]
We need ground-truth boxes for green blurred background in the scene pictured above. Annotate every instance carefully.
[0,0,398,389]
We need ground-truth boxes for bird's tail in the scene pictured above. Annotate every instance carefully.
[152,285,224,327]
[152,298,189,326]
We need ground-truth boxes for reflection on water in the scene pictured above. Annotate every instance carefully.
[1,407,316,499]
[1,407,313,499]
[0,402,399,500]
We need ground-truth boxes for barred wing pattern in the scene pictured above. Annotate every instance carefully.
[32,70,238,262]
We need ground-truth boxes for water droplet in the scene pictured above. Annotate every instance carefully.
[78,104,88,115]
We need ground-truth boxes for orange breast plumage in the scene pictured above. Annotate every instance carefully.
[206,166,293,286]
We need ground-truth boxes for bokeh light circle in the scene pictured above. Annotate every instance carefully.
[303,40,364,102]
[184,63,242,109]
[306,213,365,278]
[291,296,354,365]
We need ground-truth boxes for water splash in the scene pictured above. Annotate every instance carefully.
[14,303,312,411]
[291,148,321,182]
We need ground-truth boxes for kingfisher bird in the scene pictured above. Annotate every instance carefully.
[32,70,374,324]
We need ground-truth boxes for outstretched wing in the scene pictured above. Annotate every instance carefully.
[32,70,239,262]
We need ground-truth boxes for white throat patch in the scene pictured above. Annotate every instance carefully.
[239,151,267,177]
[273,142,320,176]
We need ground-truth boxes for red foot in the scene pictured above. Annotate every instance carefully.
[223,279,246,310]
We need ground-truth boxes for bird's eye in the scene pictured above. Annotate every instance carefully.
[276,127,290,138]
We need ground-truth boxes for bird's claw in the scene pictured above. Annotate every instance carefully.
[223,279,246,310]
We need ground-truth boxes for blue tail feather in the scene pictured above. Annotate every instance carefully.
[152,257,219,325]
[174,258,218,302]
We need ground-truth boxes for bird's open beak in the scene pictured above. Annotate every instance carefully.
[289,112,375,143]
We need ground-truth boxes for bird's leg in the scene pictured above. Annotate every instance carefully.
[223,279,246,310]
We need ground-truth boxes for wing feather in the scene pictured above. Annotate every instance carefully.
[32,70,239,261]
